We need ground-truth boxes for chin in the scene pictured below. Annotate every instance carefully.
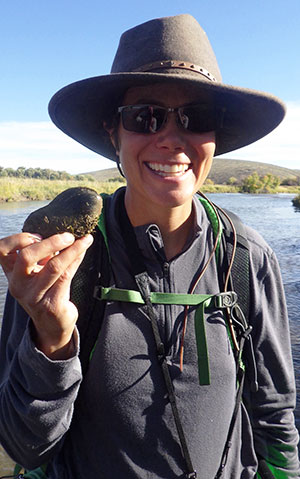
[154,189,196,208]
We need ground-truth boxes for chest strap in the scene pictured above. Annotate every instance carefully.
[95,285,237,386]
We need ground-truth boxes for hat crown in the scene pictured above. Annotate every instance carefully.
[111,14,222,82]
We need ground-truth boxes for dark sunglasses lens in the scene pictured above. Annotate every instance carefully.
[179,106,216,133]
[122,106,166,133]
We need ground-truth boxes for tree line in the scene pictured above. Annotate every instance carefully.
[1,167,299,194]
[0,166,94,182]
[209,172,299,193]
[240,172,299,193]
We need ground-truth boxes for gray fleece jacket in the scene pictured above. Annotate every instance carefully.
[0,188,299,479]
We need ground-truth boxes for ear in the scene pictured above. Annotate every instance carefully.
[103,122,119,155]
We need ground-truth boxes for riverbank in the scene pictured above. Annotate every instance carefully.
[1,177,299,202]
[0,177,126,202]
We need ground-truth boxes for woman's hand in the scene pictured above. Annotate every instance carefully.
[0,232,93,359]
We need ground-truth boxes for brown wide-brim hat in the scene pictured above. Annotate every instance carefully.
[48,14,285,160]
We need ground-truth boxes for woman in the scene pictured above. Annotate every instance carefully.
[0,14,299,479]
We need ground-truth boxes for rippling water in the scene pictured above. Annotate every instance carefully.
[0,194,299,472]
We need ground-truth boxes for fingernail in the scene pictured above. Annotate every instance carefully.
[82,234,94,245]
[60,232,75,243]
[29,234,42,242]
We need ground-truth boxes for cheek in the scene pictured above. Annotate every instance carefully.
[195,139,215,167]
[118,129,150,165]
[193,138,215,184]
[194,131,216,154]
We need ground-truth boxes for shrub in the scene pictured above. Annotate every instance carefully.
[240,172,281,193]
[292,194,300,208]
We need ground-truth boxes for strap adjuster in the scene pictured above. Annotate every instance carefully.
[242,325,253,339]
[93,285,102,301]
[214,292,237,309]
[187,472,197,479]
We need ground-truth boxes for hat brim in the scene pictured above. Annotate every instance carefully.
[48,71,286,160]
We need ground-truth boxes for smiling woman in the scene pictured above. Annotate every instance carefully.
[111,84,216,240]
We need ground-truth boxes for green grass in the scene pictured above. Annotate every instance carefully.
[0,178,126,202]
[0,177,299,202]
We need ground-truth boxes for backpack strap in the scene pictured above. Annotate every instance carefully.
[217,207,250,321]
[216,205,258,391]
[197,196,259,478]
[70,193,111,374]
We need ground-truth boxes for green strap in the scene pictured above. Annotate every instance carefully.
[100,286,213,306]
[194,299,212,385]
[198,196,222,262]
[14,464,48,479]
[14,464,22,476]
[100,286,214,385]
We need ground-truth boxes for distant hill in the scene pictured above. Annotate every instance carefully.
[207,158,299,184]
[83,158,299,185]
[85,167,120,181]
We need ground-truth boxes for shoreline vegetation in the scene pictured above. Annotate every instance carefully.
[0,164,299,202]
[0,177,300,203]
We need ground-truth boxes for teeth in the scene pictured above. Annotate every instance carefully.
[148,163,189,175]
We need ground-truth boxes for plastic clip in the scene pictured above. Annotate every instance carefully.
[242,325,253,339]
[214,292,237,309]
[93,285,102,301]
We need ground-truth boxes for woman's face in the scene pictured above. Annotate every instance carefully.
[114,83,216,216]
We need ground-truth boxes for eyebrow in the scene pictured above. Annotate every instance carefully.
[124,99,204,108]
[130,98,165,106]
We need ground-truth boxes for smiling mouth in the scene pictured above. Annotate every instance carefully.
[146,162,190,177]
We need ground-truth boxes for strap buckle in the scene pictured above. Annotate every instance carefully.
[93,285,102,301]
[214,292,237,309]
[187,472,197,479]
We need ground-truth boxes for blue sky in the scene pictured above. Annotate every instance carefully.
[0,0,299,173]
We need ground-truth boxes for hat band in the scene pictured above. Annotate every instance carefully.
[132,60,217,82]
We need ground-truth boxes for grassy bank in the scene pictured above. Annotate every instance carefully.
[0,178,126,202]
[0,178,299,202]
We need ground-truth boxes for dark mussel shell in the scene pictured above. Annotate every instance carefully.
[22,187,103,238]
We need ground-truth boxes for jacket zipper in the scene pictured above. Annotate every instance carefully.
[162,261,174,356]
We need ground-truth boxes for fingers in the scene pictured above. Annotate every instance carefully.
[9,234,93,303]
[14,232,76,277]
[0,231,94,358]
[44,250,87,307]
[0,233,42,275]
[29,235,93,300]
[0,232,42,256]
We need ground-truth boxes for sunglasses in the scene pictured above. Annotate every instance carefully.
[117,103,224,134]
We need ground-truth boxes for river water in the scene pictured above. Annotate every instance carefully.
[0,193,299,473]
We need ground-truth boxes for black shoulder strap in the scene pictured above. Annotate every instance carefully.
[213,207,259,477]
[217,206,258,391]
[70,199,110,374]
[217,207,250,322]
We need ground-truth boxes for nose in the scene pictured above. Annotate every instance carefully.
[155,112,186,151]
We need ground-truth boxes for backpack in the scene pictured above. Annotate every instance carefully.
[13,192,273,479]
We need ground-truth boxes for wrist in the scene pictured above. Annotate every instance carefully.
[31,323,77,360]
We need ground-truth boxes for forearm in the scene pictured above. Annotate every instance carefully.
[0,316,82,469]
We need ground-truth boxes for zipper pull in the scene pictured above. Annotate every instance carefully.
[163,262,169,277]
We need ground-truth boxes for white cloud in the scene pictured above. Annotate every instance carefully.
[0,101,299,174]
[0,122,115,174]
[221,101,300,170]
